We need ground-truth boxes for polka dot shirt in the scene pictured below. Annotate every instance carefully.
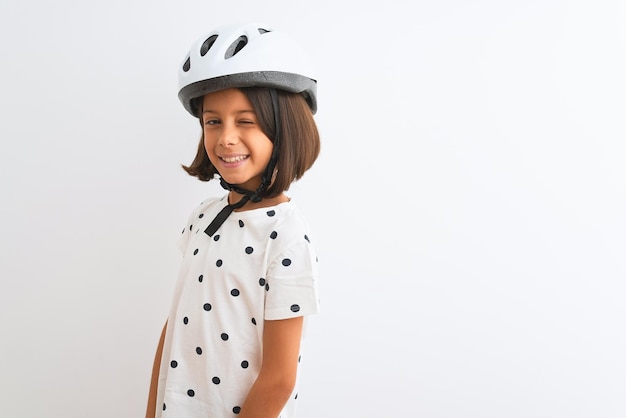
[155,195,320,418]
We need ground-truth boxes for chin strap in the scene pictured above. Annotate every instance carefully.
[204,193,251,236]
[204,89,282,237]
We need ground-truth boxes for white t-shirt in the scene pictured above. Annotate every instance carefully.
[155,195,320,418]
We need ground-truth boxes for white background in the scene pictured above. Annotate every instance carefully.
[1,0,625,417]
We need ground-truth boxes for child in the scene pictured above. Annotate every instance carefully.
[145,22,321,418]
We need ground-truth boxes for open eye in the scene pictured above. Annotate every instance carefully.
[203,118,220,126]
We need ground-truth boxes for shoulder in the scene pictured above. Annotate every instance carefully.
[196,194,228,214]
[266,201,318,257]
[185,194,228,222]
[282,201,314,235]
[264,200,313,237]
[178,194,228,252]
[232,199,315,248]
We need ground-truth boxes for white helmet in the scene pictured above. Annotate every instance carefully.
[177,22,317,116]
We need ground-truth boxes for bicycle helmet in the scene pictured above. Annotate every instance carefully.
[178,22,317,116]
[177,22,318,236]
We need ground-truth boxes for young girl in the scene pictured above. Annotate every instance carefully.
[145,22,321,418]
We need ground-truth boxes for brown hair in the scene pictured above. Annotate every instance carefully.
[182,87,321,198]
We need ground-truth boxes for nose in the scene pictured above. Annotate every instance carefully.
[218,122,239,147]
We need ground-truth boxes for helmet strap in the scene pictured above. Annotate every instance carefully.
[204,193,250,236]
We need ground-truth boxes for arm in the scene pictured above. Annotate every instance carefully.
[145,321,167,418]
[238,316,304,418]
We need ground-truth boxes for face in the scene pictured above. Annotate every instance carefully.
[201,89,273,191]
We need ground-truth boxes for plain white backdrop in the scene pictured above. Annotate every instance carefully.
[1,0,625,417]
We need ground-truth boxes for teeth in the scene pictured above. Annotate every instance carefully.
[222,155,247,163]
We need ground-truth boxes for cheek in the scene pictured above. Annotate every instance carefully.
[265,142,275,159]
[203,136,220,165]
[259,136,274,155]
[203,134,214,155]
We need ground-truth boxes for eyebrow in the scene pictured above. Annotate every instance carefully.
[202,109,255,114]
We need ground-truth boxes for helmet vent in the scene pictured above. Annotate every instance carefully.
[200,35,218,57]
[182,56,191,72]
[225,36,248,59]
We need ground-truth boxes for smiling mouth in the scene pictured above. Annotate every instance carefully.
[220,155,249,163]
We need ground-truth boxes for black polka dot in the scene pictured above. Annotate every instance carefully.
[214,234,220,241]
[199,213,204,218]
[187,389,195,397]
[183,317,189,325]
[245,246,253,254]
[216,259,223,267]
[251,318,257,325]
[221,333,229,341]
[196,347,202,355]
[189,224,193,231]
[298,354,302,363]
[163,403,166,411]
[241,360,249,368]
[198,274,203,282]
[304,234,310,242]
[212,376,221,384]
[231,289,240,297]
[290,304,300,312]
[259,278,266,286]
[203,303,212,311]
[170,360,178,368]
[265,283,270,291]
[266,210,276,217]
[233,406,241,414]
[181,228,185,234]
[295,392,299,399]
[239,220,244,227]
[270,231,278,239]
[193,248,199,255]
[282,258,292,266]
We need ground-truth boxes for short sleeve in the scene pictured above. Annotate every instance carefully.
[264,241,320,320]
